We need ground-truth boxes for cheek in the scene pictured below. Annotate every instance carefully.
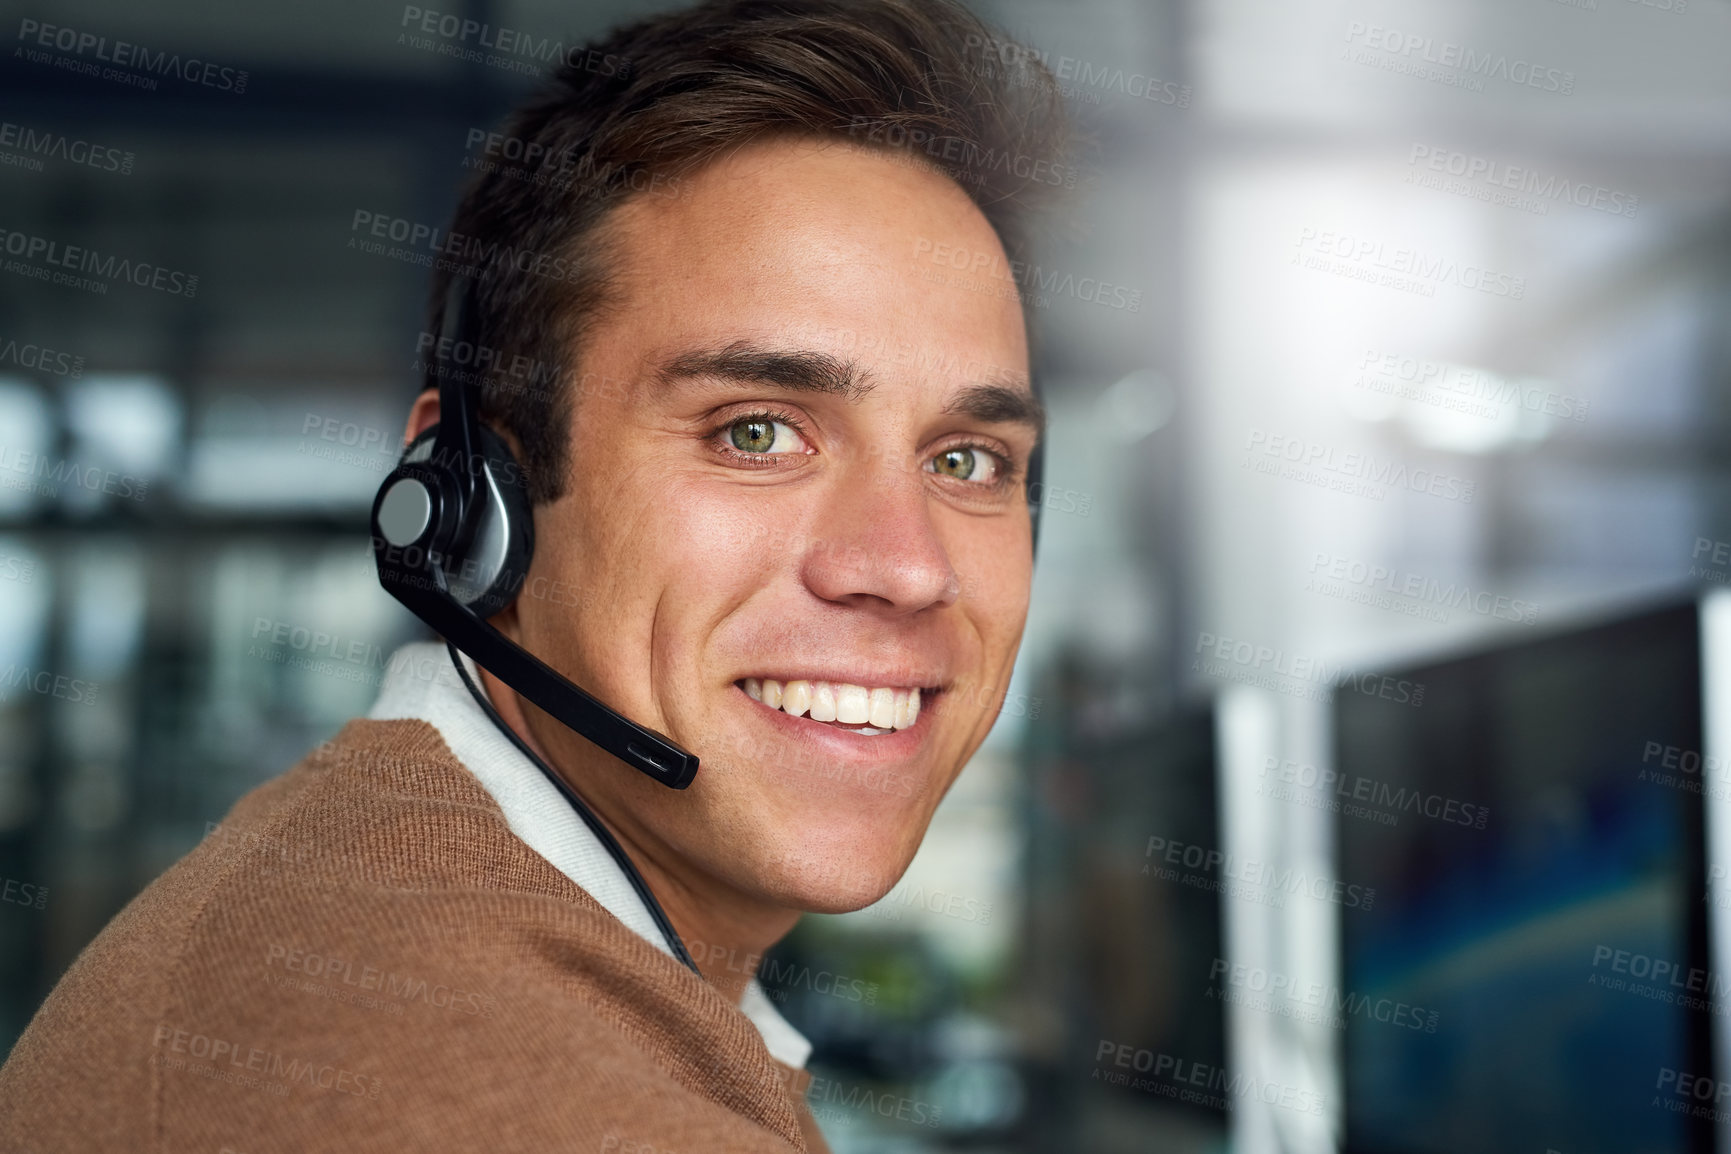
[563,452,760,589]
[955,536,1033,642]
[622,474,796,669]
[650,477,802,609]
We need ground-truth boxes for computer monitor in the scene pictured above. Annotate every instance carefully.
[1335,597,1719,1154]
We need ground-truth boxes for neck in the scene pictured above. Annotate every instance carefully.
[475,664,797,1003]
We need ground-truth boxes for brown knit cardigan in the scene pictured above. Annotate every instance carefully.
[0,718,830,1153]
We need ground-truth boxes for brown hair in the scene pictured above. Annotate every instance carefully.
[434,0,1071,503]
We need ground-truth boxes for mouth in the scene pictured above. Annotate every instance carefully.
[735,677,931,736]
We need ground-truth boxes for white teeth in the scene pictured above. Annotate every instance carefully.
[744,678,926,731]
[836,684,869,724]
[810,682,838,723]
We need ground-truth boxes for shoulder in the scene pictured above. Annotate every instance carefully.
[0,719,573,1146]
[1,719,808,1151]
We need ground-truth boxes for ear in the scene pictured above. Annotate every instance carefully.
[405,388,441,444]
[403,387,532,478]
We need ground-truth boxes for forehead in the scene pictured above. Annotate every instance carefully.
[592,135,1031,398]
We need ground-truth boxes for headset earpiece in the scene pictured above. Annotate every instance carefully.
[387,424,534,620]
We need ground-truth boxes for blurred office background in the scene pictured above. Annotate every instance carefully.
[3,1,1731,1151]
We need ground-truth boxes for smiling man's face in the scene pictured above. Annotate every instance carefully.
[501,133,1037,914]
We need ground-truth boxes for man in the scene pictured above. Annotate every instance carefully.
[0,0,1068,1149]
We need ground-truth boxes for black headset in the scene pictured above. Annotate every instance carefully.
[371,277,699,789]
[370,273,1046,970]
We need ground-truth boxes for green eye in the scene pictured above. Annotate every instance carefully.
[932,448,975,478]
[730,419,777,453]
[932,447,986,481]
[719,414,808,459]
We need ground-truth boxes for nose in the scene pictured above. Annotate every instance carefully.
[799,456,960,615]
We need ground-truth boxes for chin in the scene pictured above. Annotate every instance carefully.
[786,862,908,915]
[745,812,927,915]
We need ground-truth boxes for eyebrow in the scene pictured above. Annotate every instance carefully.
[654,341,874,402]
[654,339,1045,434]
[943,382,1045,436]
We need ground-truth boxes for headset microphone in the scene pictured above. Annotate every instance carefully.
[370,276,699,790]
